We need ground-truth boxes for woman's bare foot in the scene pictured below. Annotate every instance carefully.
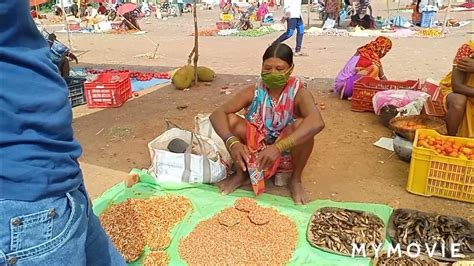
[289,178,308,205]
[217,172,249,195]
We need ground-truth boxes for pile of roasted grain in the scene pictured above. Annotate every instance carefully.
[143,251,169,266]
[100,196,192,262]
[307,207,385,256]
[179,198,298,265]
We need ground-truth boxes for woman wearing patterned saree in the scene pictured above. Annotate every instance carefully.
[440,41,474,137]
[210,43,325,204]
[335,36,392,99]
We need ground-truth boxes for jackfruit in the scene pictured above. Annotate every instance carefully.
[197,66,215,82]
[172,65,195,90]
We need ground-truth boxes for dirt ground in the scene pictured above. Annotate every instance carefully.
[43,3,474,220]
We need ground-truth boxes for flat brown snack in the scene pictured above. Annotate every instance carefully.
[218,207,243,227]
[248,207,279,225]
[234,198,258,213]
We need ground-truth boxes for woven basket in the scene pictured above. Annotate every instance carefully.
[389,115,447,141]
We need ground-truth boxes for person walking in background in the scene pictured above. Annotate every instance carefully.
[0,1,127,265]
[272,0,305,56]
[177,0,185,16]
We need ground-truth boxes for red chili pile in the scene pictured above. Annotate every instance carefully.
[86,68,170,81]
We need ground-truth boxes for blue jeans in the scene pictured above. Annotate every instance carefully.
[273,17,304,52]
[0,188,126,266]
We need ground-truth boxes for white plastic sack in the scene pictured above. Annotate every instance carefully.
[194,113,232,167]
[148,128,226,183]
[323,18,336,30]
[372,90,430,115]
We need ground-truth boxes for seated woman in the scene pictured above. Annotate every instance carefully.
[210,43,325,204]
[440,41,474,137]
[335,36,392,99]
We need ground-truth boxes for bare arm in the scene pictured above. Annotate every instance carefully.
[452,67,474,97]
[379,65,387,80]
[210,85,254,142]
[289,87,325,145]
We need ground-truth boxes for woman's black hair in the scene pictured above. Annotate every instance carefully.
[262,43,293,66]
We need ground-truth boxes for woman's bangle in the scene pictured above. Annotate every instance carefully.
[228,140,241,151]
[225,136,239,147]
[275,136,295,153]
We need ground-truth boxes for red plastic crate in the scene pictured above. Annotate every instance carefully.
[351,77,420,112]
[84,72,132,108]
[420,81,446,117]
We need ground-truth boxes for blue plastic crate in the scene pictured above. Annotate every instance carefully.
[421,11,436,28]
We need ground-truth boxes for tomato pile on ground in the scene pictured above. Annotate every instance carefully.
[85,68,170,81]
[417,133,474,160]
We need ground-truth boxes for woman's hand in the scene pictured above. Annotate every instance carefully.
[457,57,474,73]
[256,145,280,171]
[230,142,250,172]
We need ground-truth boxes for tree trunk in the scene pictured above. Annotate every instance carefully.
[193,0,199,86]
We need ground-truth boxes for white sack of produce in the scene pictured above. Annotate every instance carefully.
[194,113,232,167]
[148,128,226,184]
[372,90,430,115]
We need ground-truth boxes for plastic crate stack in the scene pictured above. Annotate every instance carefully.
[84,72,132,108]
[66,77,87,108]
[351,77,420,112]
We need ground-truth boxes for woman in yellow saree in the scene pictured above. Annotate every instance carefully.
[440,41,474,138]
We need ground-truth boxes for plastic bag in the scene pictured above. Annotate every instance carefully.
[323,18,336,29]
[372,90,430,115]
[148,128,226,184]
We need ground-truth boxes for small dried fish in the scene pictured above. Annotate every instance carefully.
[391,210,474,258]
[307,208,385,256]
[374,252,439,265]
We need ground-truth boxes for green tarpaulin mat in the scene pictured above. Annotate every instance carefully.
[92,169,393,266]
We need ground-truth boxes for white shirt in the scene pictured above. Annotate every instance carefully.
[284,0,302,18]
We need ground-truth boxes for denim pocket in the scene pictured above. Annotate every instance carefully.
[10,209,55,252]
[2,193,79,265]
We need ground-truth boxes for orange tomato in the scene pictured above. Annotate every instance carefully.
[419,133,427,140]
[461,148,471,155]
[466,143,474,149]
[445,147,453,154]
[449,152,459,157]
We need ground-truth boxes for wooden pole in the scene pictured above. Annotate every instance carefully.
[441,0,452,34]
[192,0,199,85]
[61,0,74,50]
[386,0,390,18]
[307,0,310,26]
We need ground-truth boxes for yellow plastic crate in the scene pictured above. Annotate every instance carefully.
[407,129,474,203]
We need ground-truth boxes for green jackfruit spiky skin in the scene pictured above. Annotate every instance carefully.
[172,65,195,90]
[197,66,215,82]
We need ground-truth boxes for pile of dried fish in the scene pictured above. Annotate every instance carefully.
[307,207,385,256]
[179,198,298,265]
[389,209,474,259]
[374,252,439,266]
[100,196,192,262]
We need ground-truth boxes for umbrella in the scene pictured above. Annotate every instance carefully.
[30,0,48,6]
[117,3,137,15]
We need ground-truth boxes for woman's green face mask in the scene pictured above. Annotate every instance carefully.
[261,65,294,90]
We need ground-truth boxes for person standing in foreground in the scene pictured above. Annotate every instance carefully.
[272,0,305,56]
[0,1,126,265]
[210,43,324,204]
